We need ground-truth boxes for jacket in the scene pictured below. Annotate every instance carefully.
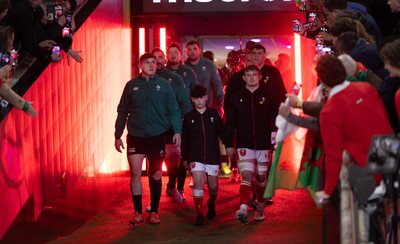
[114,74,181,139]
[181,107,224,165]
[225,85,279,150]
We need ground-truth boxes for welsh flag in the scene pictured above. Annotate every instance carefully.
[264,128,324,207]
[264,86,324,207]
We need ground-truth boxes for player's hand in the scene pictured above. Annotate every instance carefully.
[173,133,181,147]
[114,138,124,153]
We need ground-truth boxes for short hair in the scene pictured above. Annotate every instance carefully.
[335,31,358,54]
[186,40,200,48]
[167,42,182,53]
[190,84,207,98]
[139,53,155,63]
[250,44,266,53]
[380,39,400,69]
[315,55,347,87]
[203,51,214,61]
[323,0,347,12]
[278,53,290,63]
[151,47,164,56]
[243,64,261,74]
[330,17,374,43]
[245,41,256,51]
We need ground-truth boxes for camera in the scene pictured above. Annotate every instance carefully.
[292,19,301,33]
[52,45,61,56]
[366,134,400,175]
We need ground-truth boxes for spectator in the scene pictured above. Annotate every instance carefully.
[3,0,82,64]
[333,31,388,80]
[0,0,10,21]
[379,38,400,133]
[315,54,392,201]
[387,0,400,36]
[337,53,382,88]
[322,0,382,42]
[315,55,392,242]
[0,25,37,117]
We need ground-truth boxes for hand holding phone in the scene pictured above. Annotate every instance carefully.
[52,45,61,56]
[292,19,302,33]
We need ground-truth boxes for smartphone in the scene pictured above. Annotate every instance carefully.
[47,4,55,22]
[291,82,301,96]
[292,19,301,33]
[62,27,70,37]
[0,53,10,67]
[52,45,61,56]
[65,11,73,25]
[315,34,324,45]
[54,4,63,19]
[308,11,316,23]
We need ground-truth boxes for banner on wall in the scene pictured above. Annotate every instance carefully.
[134,0,298,14]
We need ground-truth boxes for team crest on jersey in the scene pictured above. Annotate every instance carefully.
[263,76,269,84]
[191,162,196,168]
[168,78,172,83]
[240,99,243,103]
[210,117,214,122]
[156,85,161,91]
[259,97,266,104]
[239,149,246,156]
[159,150,164,157]
[133,87,139,91]
[128,147,136,153]
[191,119,195,123]
[182,72,187,77]
[202,66,206,71]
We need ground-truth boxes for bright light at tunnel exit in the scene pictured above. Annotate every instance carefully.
[160,27,166,55]
[139,28,145,56]
[294,33,302,98]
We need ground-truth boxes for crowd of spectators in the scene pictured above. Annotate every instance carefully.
[0,0,84,117]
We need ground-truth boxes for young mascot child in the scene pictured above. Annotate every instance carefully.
[181,84,224,226]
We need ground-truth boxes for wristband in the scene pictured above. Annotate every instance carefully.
[22,101,30,112]
[296,99,303,108]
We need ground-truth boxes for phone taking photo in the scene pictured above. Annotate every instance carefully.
[292,19,301,33]
[52,45,61,56]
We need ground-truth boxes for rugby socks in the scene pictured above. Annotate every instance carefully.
[239,181,252,205]
[256,177,267,202]
[149,177,162,214]
[132,195,143,214]
[193,189,204,215]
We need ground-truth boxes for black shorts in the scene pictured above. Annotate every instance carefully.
[126,134,166,175]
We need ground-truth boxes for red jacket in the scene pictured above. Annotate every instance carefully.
[320,81,393,195]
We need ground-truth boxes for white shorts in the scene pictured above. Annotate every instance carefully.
[237,148,270,175]
[190,162,219,176]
